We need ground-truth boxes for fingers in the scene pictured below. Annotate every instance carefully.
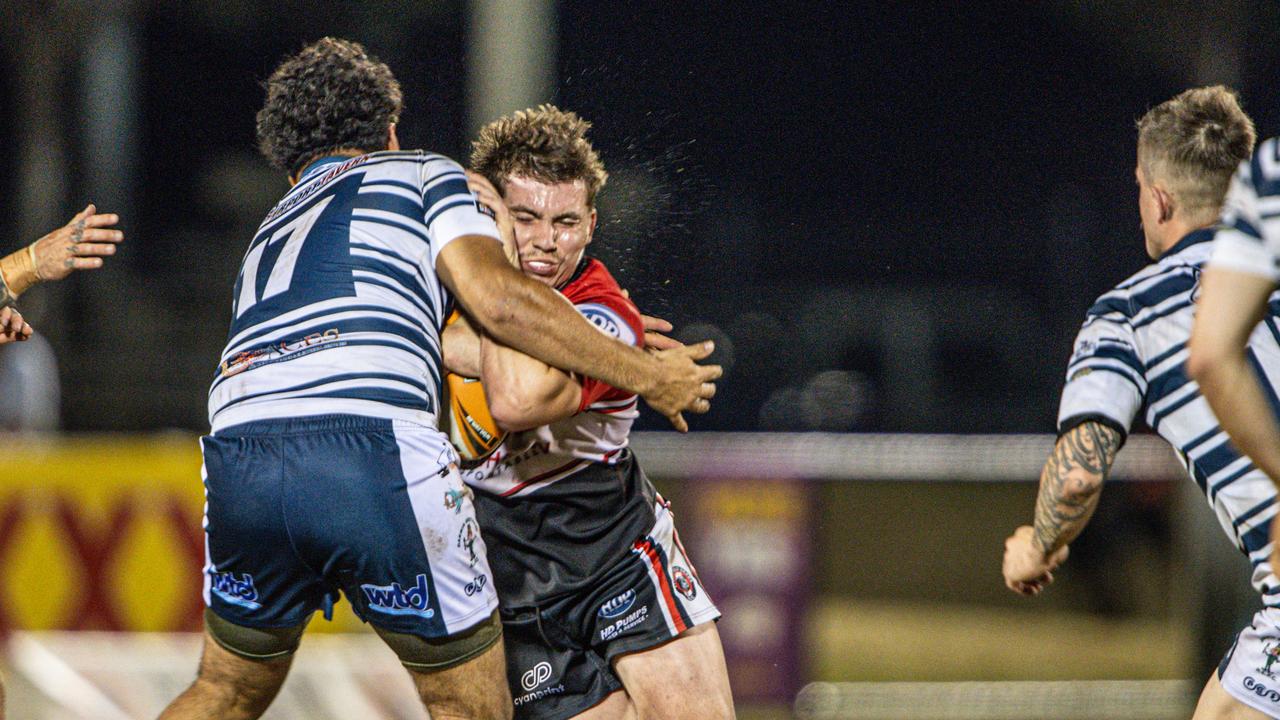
[80,228,124,243]
[643,331,683,352]
[666,411,689,433]
[70,257,105,270]
[639,313,673,333]
[70,204,95,224]
[84,212,120,229]
[73,243,118,257]
[700,382,717,399]
[698,363,723,382]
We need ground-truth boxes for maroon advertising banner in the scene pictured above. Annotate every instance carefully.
[680,477,813,705]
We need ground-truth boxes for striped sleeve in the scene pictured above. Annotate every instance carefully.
[1057,309,1145,438]
[419,156,501,268]
[1210,139,1280,282]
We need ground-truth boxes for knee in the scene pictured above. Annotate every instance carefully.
[635,693,733,720]
[192,663,283,715]
[423,696,513,720]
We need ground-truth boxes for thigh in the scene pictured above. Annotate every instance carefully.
[1211,608,1280,718]
[612,622,734,720]
[408,634,512,720]
[571,690,634,720]
[1195,671,1274,720]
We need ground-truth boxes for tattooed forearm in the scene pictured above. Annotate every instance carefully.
[1031,421,1122,554]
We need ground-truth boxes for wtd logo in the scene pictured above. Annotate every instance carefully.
[361,575,436,618]
[209,571,260,610]
[598,589,637,619]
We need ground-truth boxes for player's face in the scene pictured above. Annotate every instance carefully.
[502,175,597,288]
[1136,163,1161,259]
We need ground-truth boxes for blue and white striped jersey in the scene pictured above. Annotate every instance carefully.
[208,151,499,434]
[1211,137,1280,281]
[1060,227,1280,602]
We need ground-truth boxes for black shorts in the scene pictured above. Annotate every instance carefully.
[503,501,720,720]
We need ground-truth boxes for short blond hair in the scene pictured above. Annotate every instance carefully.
[470,104,608,206]
[1137,86,1255,218]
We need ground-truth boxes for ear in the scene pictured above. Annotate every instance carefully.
[387,123,400,151]
[1154,184,1174,223]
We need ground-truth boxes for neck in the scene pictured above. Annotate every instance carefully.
[1155,215,1215,256]
[289,148,368,186]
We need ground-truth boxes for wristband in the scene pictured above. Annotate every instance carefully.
[0,243,41,297]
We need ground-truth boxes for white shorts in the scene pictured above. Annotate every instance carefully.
[1219,606,1280,715]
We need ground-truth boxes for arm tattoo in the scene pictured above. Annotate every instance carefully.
[1032,421,1122,554]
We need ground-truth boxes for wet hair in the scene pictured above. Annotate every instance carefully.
[470,104,608,205]
[1137,85,1255,217]
[256,37,402,176]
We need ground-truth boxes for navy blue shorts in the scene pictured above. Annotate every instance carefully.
[200,414,498,639]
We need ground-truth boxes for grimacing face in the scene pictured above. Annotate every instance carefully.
[501,175,597,288]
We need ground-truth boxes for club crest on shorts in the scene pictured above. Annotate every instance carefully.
[360,574,435,619]
[458,518,480,566]
[672,565,697,601]
[1260,642,1280,678]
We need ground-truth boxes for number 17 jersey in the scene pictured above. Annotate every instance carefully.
[208,151,499,433]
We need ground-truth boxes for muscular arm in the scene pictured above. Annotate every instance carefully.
[1188,267,1280,485]
[1003,420,1122,596]
[439,309,581,431]
[1031,421,1122,554]
[436,236,716,431]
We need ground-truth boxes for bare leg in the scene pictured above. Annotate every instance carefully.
[570,690,637,720]
[1193,672,1273,720]
[409,635,513,720]
[157,631,292,720]
[612,622,734,720]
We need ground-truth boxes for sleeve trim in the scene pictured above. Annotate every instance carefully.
[1057,413,1129,449]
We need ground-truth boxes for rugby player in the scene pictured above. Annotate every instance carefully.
[442,105,733,720]
[0,203,124,343]
[158,40,719,720]
[1188,138,1280,569]
[1000,87,1279,719]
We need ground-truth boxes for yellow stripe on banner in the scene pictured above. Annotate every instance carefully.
[2,435,368,634]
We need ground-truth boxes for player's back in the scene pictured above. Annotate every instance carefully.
[208,150,491,433]
[1065,230,1280,600]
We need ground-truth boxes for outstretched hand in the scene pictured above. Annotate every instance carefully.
[642,341,721,432]
[1003,525,1069,597]
[0,307,32,345]
[31,204,123,282]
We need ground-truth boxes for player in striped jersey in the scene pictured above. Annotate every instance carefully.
[162,40,719,720]
[442,106,732,720]
[1001,87,1276,719]
[1190,137,1280,559]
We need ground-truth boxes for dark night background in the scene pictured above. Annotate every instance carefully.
[3,0,1278,434]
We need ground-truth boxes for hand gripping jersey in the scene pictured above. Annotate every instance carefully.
[208,151,498,437]
[461,257,655,608]
[1210,137,1280,281]
[1061,227,1280,604]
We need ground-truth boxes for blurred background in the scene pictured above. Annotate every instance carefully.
[1,0,1278,718]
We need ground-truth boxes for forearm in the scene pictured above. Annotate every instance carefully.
[441,314,482,377]
[1198,356,1280,482]
[480,331,580,430]
[1031,421,1120,554]
[474,267,657,397]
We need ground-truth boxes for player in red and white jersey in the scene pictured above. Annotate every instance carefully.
[444,106,733,720]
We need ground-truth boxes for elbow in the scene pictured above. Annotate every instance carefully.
[487,394,541,433]
[1186,335,1229,388]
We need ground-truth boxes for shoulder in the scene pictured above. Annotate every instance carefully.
[561,259,643,347]
[1089,260,1198,323]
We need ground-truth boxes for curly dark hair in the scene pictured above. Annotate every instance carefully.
[256,37,403,176]
[470,104,608,206]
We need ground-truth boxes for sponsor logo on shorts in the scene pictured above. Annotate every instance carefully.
[458,518,481,567]
[600,604,649,642]
[513,661,565,706]
[672,565,697,601]
[209,571,260,610]
[360,574,436,619]
[464,574,487,597]
[1260,642,1280,679]
[598,589,637,619]
[1244,676,1280,702]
